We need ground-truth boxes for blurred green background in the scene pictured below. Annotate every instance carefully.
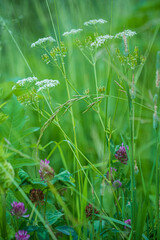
[0,0,160,183]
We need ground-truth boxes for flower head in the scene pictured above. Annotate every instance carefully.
[12,77,38,90]
[85,203,99,219]
[113,180,122,188]
[35,79,60,92]
[62,28,83,37]
[84,19,107,26]
[115,143,129,164]
[31,36,56,48]
[15,230,30,240]
[91,34,114,48]
[29,189,44,206]
[124,219,131,229]
[115,30,136,39]
[11,202,29,218]
[39,159,54,181]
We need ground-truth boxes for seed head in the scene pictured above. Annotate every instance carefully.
[29,189,44,205]
[156,70,160,88]
[85,203,99,219]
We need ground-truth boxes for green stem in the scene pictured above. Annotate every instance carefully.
[0,188,7,240]
[156,130,159,240]
[129,99,136,240]
[44,188,49,220]
[93,61,98,100]
[27,204,36,226]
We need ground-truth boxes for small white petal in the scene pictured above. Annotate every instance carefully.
[31,36,56,48]
[91,34,114,48]
[62,28,83,37]
[115,30,137,39]
[13,77,38,89]
[84,19,107,26]
[36,79,60,92]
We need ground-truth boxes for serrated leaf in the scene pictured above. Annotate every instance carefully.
[19,169,31,182]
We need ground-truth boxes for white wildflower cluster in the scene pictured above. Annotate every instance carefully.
[84,19,107,26]
[31,36,56,48]
[12,77,38,90]
[115,30,137,39]
[62,28,83,37]
[91,34,114,48]
[35,79,60,92]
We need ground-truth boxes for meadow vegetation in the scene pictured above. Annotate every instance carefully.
[0,0,160,239]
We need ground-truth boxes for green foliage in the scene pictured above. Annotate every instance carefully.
[0,0,160,239]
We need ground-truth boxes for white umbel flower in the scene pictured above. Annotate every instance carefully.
[115,30,137,39]
[12,77,38,90]
[84,19,107,26]
[31,36,56,48]
[35,79,60,92]
[62,28,83,37]
[91,34,114,48]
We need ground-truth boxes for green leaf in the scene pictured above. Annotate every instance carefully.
[55,226,78,239]
[22,127,40,138]
[0,96,27,146]
[10,158,39,168]
[51,170,75,186]
[18,169,31,182]
[47,210,63,225]
[40,202,63,225]
[37,229,49,240]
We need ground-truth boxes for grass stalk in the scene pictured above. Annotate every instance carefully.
[155,129,159,240]
[0,188,7,240]
[129,98,136,239]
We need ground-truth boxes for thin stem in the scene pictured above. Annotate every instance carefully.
[129,99,136,240]
[156,129,159,240]
[0,188,7,240]
[44,188,49,220]
[93,59,98,100]
[4,21,33,75]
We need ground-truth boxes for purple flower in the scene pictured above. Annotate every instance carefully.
[39,159,54,181]
[113,180,122,188]
[15,230,30,240]
[124,219,131,229]
[106,167,117,183]
[11,202,29,218]
[115,143,129,164]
